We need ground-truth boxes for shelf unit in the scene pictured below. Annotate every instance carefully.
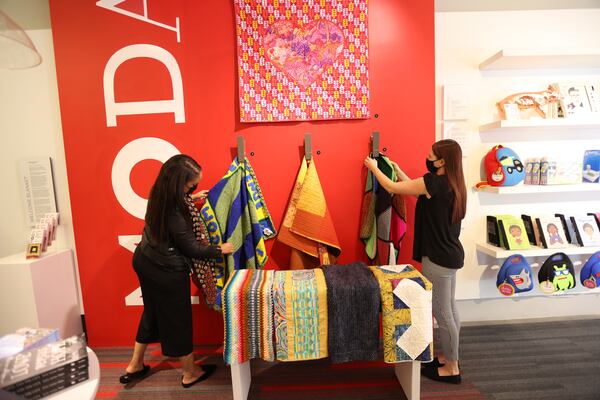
[476,242,600,259]
[479,48,600,70]
[475,183,600,194]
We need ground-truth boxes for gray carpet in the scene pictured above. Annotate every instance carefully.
[93,318,600,400]
[459,318,600,400]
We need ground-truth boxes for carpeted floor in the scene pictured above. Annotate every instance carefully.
[94,318,600,400]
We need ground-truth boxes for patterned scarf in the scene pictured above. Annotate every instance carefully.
[185,195,219,309]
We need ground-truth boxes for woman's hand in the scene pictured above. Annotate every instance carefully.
[364,156,378,171]
[191,190,209,201]
[390,160,403,175]
[220,242,234,254]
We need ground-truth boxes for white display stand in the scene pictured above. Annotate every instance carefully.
[46,347,100,400]
[230,359,421,400]
[0,249,82,337]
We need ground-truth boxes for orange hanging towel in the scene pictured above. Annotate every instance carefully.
[277,157,342,269]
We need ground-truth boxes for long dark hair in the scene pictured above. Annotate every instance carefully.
[145,154,201,243]
[432,139,466,224]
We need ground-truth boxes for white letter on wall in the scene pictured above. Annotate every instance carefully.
[112,137,180,219]
[96,0,180,42]
[103,44,185,127]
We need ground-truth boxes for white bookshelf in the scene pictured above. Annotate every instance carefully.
[475,183,600,194]
[476,242,600,258]
[479,118,600,133]
[479,48,600,70]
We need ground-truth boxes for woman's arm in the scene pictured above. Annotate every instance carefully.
[364,157,429,197]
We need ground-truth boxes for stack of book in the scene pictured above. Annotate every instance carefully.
[0,335,88,399]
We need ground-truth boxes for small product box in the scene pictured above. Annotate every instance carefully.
[582,150,600,183]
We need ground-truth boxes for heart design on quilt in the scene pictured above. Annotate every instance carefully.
[263,20,345,88]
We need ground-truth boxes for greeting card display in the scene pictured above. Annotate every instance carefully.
[497,217,530,250]
[571,215,600,247]
[535,216,569,249]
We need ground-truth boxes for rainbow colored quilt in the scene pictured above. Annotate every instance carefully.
[274,269,328,361]
[369,264,433,363]
[233,0,370,122]
[222,269,275,365]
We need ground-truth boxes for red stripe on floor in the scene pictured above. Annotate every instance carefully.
[95,391,118,398]
[261,379,399,391]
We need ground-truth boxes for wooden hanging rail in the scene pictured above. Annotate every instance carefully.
[237,136,245,163]
[304,133,312,161]
[371,131,380,157]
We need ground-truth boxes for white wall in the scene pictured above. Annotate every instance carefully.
[0,28,77,260]
[436,9,600,321]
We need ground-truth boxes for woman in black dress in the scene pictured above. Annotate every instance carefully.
[119,154,234,388]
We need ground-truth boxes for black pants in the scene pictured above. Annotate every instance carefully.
[133,247,193,357]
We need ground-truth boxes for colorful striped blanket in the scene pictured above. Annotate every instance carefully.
[277,157,341,269]
[199,157,276,310]
[274,269,328,361]
[369,264,433,363]
[222,269,275,365]
[321,262,380,363]
[360,155,407,265]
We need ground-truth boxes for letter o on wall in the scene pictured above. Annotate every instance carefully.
[112,137,180,219]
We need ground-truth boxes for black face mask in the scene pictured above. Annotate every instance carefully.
[426,158,440,174]
[186,183,198,195]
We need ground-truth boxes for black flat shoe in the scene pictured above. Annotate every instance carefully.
[181,364,217,388]
[421,366,461,384]
[119,364,150,384]
[421,357,445,369]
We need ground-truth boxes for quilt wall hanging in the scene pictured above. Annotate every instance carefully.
[360,155,407,265]
[233,0,370,122]
[276,157,341,269]
[369,264,433,363]
[198,157,277,310]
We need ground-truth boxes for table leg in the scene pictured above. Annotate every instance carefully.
[395,361,420,400]
[231,361,251,400]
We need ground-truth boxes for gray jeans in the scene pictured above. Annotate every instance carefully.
[421,257,460,361]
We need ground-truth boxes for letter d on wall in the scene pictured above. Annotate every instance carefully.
[112,137,180,219]
[103,44,185,127]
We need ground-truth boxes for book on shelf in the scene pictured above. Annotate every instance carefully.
[571,215,600,247]
[555,214,579,245]
[0,328,59,360]
[522,214,542,246]
[487,215,513,248]
[0,335,89,399]
[535,216,570,249]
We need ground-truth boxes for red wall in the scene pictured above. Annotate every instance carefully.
[49,0,434,347]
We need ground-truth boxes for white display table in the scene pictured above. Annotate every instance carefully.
[230,356,421,400]
[46,347,100,400]
[0,249,83,338]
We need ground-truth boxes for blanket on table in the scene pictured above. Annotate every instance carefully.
[277,157,341,269]
[274,269,328,361]
[198,157,276,310]
[360,155,407,265]
[321,262,380,363]
[222,269,275,365]
[369,264,433,363]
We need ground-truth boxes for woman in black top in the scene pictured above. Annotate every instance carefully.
[119,155,234,388]
[364,139,466,384]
